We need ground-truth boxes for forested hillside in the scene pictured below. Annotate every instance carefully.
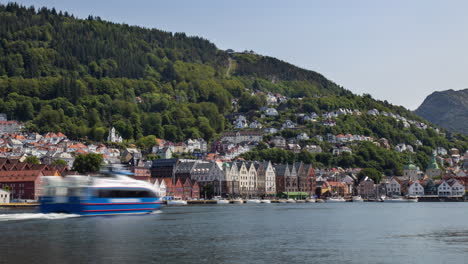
[0,3,466,174]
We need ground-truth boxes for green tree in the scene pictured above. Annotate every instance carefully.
[25,156,40,165]
[51,159,67,166]
[72,153,103,174]
[358,168,382,183]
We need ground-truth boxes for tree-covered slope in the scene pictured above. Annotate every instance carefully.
[0,3,466,174]
[415,89,468,135]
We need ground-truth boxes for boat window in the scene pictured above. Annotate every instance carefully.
[97,189,157,198]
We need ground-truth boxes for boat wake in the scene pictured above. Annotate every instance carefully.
[0,213,80,222]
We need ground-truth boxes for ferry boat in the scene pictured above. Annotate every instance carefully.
[39,174,162,216]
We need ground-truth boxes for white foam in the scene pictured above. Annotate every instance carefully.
[0,213,80,221]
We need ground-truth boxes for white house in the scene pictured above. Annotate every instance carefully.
[265,108,279,116]
[297,133,309,140]
[437,181,452,196]
[158,179,167,198]
[0,189,10,203]
[408,181,424,196]
[234,115,248,129]
[450,180,465,196]
[386,178,401,196]
[281,120,296,129]
[249,120,262,129]
[367,109,380,116]
[153,180,160,196]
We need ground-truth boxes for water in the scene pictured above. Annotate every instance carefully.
[1,203,468,264]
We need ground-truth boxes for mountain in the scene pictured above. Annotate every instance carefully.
[415,89,468,135]
[0,2,466,174]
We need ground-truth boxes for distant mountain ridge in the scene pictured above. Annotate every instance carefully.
[415,89,468,135]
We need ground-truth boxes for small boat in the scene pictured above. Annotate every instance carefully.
[286,198,296,203]
[260,199,271,204]
[352,196,364,202]
[232,198,244,204]
[278,199,288,203]
[383,197,418,203]
[326,197,346,203]
[216,199,230,204]
[39,174,162,215]
[166,197,187,205]
[213,196,230,204]
[316,199,325,203]
[306,198,316,203]
[246,199,261,204]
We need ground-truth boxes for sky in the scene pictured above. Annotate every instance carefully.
[5,0,468,110]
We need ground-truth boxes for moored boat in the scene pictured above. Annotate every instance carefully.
[326,197,346,203]
[39,174,162,216]
[286,198,296,203]
[246,199,261,204]
[213,196,230,204]
[383,197,418,203]
[232,198,244,204]
[306,198,316,203]
[352,196,364,202]
[260,199,271,204]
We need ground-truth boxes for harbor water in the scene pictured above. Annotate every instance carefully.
[1,202,468,264]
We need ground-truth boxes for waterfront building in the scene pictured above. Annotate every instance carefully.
[192,181,200,199]
[0,189,10,203]
[385,178,401,196]
[254,162,266,197]
[437,181,452,196]
[174,178,184,198]
[274,164,289,193]
[222,162,240,197]
[183,178,193,200]
[174,160,197,181]
[153,180,160,196]
[286,163,298,193]
[237,162,250,196]
[246,162,258,196]
[158,179,167,198]
[358,178,376,198]
[151,159,179,179]
[408,181,424,196]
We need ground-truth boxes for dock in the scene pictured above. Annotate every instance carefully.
[0,203,39,208]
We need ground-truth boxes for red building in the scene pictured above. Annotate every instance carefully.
[174,178,184,198]
[0,158,64,200]
[183,178,192,199]
[161,178,174,197]
[192,181,200,199]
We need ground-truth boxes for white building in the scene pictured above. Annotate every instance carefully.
[265,108,279,116]
[0,189,10,203]
[408,181,424,196]
[107,127,123,143]
[437,181,452,196]
[385,178,401,196]
[221,131,263,144]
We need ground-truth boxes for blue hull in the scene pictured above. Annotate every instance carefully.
[39,196,162,216]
